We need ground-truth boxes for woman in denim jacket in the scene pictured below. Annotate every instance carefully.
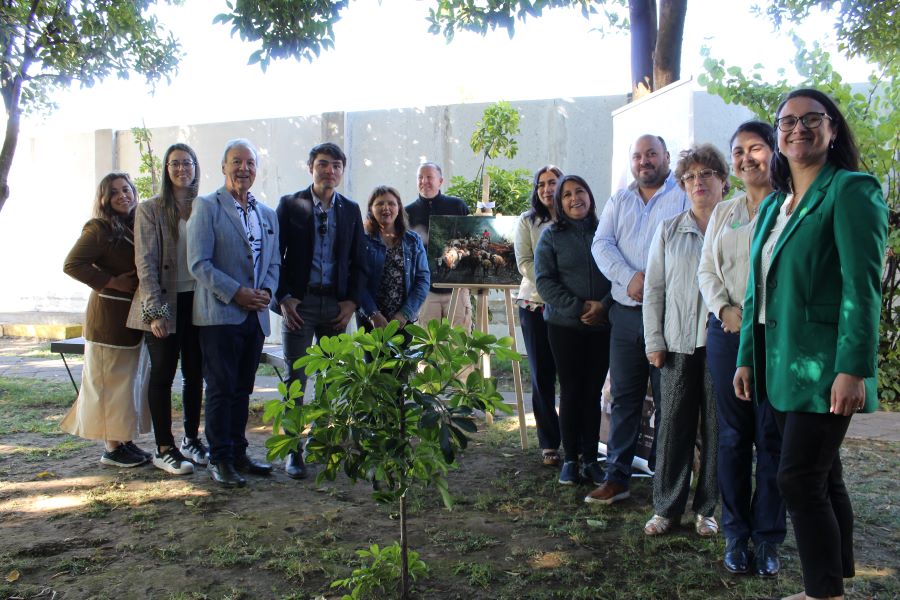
[358,185,430,331]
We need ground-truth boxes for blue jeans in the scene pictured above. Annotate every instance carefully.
[199,312,264,463]
[519,306,560,451]
[707,313,785,544]
[604,303,661,484]
[281,292,341,406]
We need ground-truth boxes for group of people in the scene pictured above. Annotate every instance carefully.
[62,87,886,600]
[515,89,886,600]
[62,141,463,485]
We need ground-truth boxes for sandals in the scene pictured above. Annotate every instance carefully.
[644,514,672,536]
[542,450,561,467]
[695,514,719,537]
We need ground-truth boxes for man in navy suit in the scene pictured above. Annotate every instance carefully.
[276,142,366,479]
[187,138,280,487]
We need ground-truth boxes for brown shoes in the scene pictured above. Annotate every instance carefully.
[584,480,630,505]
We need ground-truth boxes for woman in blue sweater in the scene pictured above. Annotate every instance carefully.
[535,175,612,485]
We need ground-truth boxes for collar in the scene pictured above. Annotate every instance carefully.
[627,171,677,199]
[312,188,337,211]
[232,192,258,212]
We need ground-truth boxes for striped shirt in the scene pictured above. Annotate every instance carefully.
[591,172,688,306]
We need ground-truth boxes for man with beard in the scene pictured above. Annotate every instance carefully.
[586,134,688,504]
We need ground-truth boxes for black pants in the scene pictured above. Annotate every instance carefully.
[519,306,559,451]
[144,291,203,448]
[547,323,610,463]
[774,408,854,597]
[199,312,264,463]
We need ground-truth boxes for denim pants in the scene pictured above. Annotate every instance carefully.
[519,306,560,451]
[546,323,610,463]
[144,291,203,448]
[604,303,661,484]
[198,312,263,463]
[775,409,855,597]
[706,313,785,544]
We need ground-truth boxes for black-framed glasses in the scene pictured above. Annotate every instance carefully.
[680,168,719,185]
[316,211,328,236]
[166,160,195,170]
[775,112,832,132]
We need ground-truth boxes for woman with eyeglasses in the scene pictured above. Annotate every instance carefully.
[514,165,563,467]
[357,185,430,334]
[535,175,612,486]
[125,144,205,475]
[641,144,726,538]
[698,121,786,577]
[734,89,888,600]
[62,172,152,467]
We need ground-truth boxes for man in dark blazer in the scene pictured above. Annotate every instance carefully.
[275,142,366,479]
[187,138,279,488]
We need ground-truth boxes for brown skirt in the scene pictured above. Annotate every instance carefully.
[60,340,151,441]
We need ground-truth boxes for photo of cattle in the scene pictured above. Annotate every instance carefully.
[426,216,522,288]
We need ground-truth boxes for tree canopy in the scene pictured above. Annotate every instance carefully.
[0,0,181,214]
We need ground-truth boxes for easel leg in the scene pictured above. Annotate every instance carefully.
[504,290,527,450]
[475,289,493,425]
[448,288,460,328]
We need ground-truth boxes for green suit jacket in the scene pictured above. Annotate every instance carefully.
[736,163,888,413]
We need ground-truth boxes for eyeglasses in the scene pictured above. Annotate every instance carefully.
[680,168,719,185]
[166,160,195,170]
[316,211,328,236]
[775,112,832,132]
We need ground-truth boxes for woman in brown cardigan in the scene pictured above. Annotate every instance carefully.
[126,143,204,475]
[62,172,151,467]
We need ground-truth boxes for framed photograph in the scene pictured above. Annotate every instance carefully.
[427,215,522,288]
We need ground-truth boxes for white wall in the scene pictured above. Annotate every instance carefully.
[2,87,752,324]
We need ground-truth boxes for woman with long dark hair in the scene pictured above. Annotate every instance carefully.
[535,175,612,486]
[734,89,888,600]
[126,143,205,475]
[699,122,785,576]
[514,165,563,467]
[62,172,151,467]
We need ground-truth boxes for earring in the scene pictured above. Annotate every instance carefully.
[830,138,836,149]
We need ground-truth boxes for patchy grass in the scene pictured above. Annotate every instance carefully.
[0,377,897,600]
[0,377,73,434]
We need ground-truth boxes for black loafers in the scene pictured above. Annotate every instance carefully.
[285,451,307,480]
[208,461,246,488]
[755,541,780,577]
[234,454,273,475]
[723,538,750,575]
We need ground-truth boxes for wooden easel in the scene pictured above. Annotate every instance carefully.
[441,284,527,450]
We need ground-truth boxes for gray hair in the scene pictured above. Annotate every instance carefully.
[222,138,258,164]
[417,161,443,177]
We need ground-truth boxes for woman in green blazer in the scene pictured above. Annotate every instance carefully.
[734,89,888,600]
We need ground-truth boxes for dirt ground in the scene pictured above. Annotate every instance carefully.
[1,404,898,600]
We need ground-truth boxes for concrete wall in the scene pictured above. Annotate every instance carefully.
[1,86,751,333]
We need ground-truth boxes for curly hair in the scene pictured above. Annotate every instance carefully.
[674,144,731,196]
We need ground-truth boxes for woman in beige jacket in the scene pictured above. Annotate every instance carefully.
[126,143,205,475]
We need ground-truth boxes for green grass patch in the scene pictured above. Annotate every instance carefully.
[0,377,73,434]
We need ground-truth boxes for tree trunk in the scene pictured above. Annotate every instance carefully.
[399,492,409,600]
[0,75,23,215]
[654,0,687,89]
[629,0,658,99]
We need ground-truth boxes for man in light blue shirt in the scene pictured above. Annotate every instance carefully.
[585,134,688,505]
